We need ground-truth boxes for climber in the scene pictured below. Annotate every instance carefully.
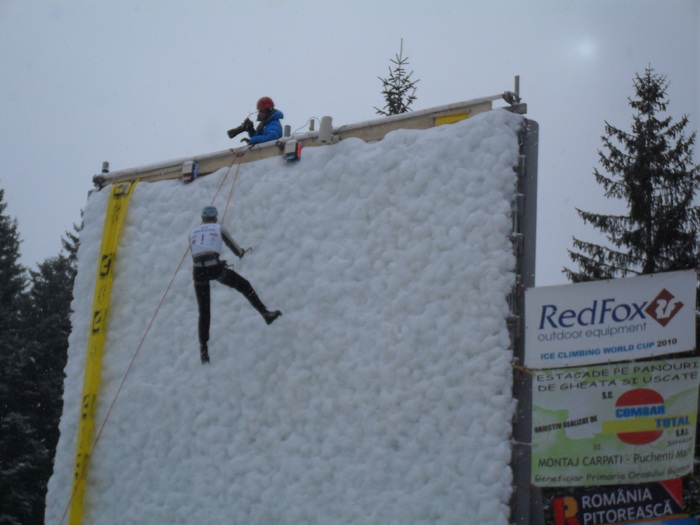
[226,96,284,145]
[189,206,281,364]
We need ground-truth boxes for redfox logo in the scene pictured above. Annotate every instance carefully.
[539,289,684,330]
[645,288,683,327]
[538,299,647,329]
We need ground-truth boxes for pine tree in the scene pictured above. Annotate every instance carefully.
[565,67,700,281]
[0,186,29,414]
[563,66,700,518]
[0,186,40,525]
[0,187,28,350]
[374,39,419,116]
[0,412,48,525]
[0,186,80,524]
[24,239,79,523]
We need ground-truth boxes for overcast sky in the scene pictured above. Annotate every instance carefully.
[0,0,697,286]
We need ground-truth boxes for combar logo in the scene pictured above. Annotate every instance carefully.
[614,388,664,445]
[645,288,683,327]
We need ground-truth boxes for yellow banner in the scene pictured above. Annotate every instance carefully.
[435,113,468,126]
[68,180,137,525]
[602,413,695,434]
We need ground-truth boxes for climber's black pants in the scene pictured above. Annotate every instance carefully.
[193,262,267,344]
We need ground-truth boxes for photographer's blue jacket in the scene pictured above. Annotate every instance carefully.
[249,109,284,145]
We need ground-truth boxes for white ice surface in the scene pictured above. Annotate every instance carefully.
[46,109,523,524]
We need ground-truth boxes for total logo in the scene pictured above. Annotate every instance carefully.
[607,387,693,445]
[538,288,684,330]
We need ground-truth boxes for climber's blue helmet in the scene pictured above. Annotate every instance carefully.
[201,206,218,219]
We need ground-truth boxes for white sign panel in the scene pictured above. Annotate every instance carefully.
[532,357,700,488]
[525,270,696,369]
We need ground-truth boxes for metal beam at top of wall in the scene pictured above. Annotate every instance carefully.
[92,94,526,189]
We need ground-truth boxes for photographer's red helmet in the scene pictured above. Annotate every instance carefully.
[257,96,275,111]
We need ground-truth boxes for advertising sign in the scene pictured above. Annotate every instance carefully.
[532,357,700,487]
[550,479,684,525]
[525,270,696,369]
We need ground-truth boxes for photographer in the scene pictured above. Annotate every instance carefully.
[227,96,284,145]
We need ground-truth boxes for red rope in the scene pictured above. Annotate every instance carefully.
[221,153,245,222]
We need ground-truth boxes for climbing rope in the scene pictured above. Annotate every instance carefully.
[221,154,245,222]
[512,362,534,376]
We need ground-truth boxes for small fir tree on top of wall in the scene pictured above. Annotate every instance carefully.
[565,66,700,282]
[374,39,419,116]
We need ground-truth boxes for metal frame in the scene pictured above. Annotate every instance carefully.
[92,93,526,189]
[88,81,542,523]
[510,119,541,524]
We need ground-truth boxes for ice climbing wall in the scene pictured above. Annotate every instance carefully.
[47,109,524,525]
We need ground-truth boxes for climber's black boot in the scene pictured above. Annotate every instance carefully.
[263,310,282,325]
